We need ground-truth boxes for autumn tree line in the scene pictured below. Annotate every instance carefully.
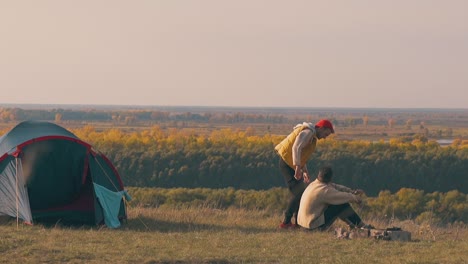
[68,126,468,196]
[96,125,464,224]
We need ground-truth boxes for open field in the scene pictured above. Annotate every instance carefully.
[1,207,467,264]
[1,105,468,141]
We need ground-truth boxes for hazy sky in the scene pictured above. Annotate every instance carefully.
[1,1,467,108]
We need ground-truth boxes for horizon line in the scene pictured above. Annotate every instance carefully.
[1,103,467,110]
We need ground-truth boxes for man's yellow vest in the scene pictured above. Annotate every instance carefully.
[275,125,317,169]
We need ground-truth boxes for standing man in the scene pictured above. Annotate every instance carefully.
[297,166,371,231]
[275,119,334,228]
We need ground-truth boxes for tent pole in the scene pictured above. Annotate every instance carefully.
[15,157,19,229]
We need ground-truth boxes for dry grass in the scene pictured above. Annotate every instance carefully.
[1,206,467,264]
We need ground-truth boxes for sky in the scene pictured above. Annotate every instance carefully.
[1,1,467,108]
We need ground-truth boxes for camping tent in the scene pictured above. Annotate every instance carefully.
[0,121,129,228]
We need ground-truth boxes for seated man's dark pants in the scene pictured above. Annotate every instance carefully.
[318,203,362,231]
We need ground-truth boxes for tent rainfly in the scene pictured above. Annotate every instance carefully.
[0,121,130,228]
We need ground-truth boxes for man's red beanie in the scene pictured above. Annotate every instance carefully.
[315,119,334,133]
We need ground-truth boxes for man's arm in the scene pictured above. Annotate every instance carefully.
[329,183,365,195]
[292,129,315,180]
[329,183,353,193]
[323,187,362,205]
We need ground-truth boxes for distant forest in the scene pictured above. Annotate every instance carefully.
[67,126,468,197]
[1,105,468,128]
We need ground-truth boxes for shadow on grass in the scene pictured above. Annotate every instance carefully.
[144,260,234,264]
[4,215,275,234]
[121,216,273,234]
[3,218,273,234]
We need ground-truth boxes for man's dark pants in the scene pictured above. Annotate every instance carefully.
[319,203,363,230]
[279,158,307,224]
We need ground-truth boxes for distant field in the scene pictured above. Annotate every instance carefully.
[2,106,468,142]
[1,207,467,263]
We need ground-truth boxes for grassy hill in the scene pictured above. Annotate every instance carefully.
[1,206,467,263]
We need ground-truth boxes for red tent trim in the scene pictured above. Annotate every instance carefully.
[15,135,92,152]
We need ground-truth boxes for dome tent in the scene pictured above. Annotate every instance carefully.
[0,121,129,227]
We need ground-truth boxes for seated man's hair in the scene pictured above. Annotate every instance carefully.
[318,166,333,183]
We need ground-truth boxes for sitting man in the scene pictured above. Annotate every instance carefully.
[297,165,371,231]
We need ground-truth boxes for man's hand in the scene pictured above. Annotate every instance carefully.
[303,172,311,183]
[352,189,365,195]
[353,195,363,205]
[294,166,303,180]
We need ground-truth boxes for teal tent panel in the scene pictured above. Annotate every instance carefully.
[0,121,80,155]
[93,183,130,228]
